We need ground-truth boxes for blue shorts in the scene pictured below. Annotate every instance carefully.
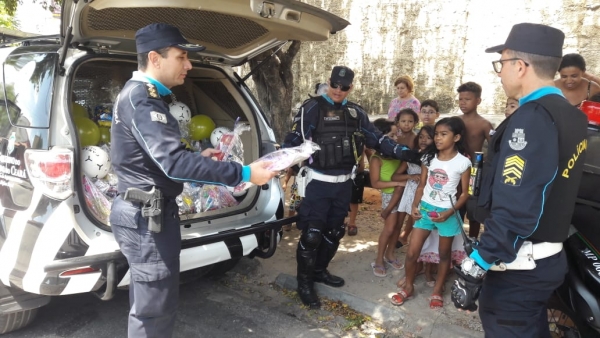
[414,200,462,237]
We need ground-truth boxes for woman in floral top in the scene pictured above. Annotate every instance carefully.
[388,75,421,121]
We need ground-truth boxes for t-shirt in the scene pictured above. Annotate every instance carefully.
[388,97,421,121]
[371,153,401,194]
[421,153,471,209]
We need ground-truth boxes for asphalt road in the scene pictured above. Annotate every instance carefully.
[3,261,344,338]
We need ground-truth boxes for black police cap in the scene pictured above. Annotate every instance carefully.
[330,66,354,87]
[485,23,564,57]
[135,23,206,54]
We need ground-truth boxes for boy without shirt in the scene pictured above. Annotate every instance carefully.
[457,82,494,238]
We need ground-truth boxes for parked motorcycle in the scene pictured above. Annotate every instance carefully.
[547,119,600,338]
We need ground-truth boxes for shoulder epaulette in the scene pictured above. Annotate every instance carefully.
[144,82,160,99]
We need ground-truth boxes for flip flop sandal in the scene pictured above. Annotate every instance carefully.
[390,289,413,306]
[370,262,387,277]
[347,224,358,236]
[429,294,444,310]
[384,258,405,270]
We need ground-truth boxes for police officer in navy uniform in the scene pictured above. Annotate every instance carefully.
[283,66,419,308]
[110,23,277,338]
[450,23,588,337]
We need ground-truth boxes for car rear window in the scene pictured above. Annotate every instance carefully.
[0,52,57,134]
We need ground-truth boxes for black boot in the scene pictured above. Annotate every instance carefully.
[296,247,320,309]
[314,238,345,287]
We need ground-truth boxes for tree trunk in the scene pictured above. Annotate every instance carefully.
[248,41,301,143]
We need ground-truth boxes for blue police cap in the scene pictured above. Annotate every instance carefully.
[135,23,206,54]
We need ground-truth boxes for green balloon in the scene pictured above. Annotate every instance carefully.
[99,127,111,145]
[189,115,215,141]
[75,117,100,147]
[72,103,88,119]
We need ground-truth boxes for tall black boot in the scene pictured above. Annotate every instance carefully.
[296,246,320,309]
[314,238,345,287]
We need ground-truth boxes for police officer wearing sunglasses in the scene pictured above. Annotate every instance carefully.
[450,23,587,337]
[283,66,419,308]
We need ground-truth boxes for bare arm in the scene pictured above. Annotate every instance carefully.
[583,72,600,87]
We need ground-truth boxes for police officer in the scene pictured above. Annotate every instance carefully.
[450,23,588,337]
[283,66,418,308]
[110,23,277,338]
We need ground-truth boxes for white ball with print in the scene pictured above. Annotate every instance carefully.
[210,127,231,147]
[168,101,191,124]
[81,146,111,179]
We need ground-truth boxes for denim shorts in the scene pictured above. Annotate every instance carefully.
[414,200,462,237]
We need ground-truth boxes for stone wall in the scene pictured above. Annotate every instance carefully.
[291,0,600,116]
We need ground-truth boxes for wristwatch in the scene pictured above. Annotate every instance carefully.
[461,257,487,279]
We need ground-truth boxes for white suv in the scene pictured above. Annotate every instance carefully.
[0,0,348,334]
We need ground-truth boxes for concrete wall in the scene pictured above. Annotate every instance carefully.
[292,0,600,116]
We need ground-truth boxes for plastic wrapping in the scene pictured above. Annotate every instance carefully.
[215,122,250,163]
[235,141,320,191]
[83,175,112,223]
[200,185,239,212]
[257,141,320,171]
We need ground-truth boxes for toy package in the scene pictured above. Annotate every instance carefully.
[83,175,112,224]
[214,121,250,163]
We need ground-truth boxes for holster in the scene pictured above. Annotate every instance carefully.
[296,166,312,198]
[123,186,164,233]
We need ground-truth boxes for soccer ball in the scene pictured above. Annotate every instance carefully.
[168,101,191,125]
[210,127,232,147]
[81,146,111,179]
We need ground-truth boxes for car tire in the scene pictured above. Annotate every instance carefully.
[0,308,39,334]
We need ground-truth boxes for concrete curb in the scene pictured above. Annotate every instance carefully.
[275,273,483,338]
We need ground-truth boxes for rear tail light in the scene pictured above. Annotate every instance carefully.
[24,148,73,199]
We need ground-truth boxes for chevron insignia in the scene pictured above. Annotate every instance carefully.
[502,154,526,186]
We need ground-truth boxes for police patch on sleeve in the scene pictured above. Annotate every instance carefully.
[150,111,168,124]
[508,128,527,151]
[502,154,526,186]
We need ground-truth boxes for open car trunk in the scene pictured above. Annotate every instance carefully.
[72,57,264,228]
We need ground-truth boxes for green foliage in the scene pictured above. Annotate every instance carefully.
[0,2,17,29]
[0,0,62,17]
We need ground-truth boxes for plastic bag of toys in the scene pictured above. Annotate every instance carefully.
[234,140,320,192]
[214,120,250,164]
[200,184,239,212]
[83,175,112,223]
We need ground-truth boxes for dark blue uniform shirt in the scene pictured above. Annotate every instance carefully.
[111,71,248,198]
[282,94,416,171]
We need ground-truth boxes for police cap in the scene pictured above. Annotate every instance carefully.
[330,66,355,87]
[135,23,206,54]
[485,23,564,57]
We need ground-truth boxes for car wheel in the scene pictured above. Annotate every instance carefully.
[0,308,39,334]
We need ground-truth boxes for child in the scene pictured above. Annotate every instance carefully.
[381,109,419,221]
[391,117,471,310]
[370,119,405,277]
[504,97,519,117]
[418,99,440,131]
[456,82,493,239]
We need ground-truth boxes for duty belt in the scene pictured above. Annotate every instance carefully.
[308,168,352,183]
[490,242,563,271]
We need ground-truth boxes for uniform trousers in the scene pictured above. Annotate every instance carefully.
[478,250,567,338]
[111,196,181,338]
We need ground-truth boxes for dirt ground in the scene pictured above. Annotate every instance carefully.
[255,180,484,336]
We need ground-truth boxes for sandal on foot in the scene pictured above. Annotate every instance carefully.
[429,294,443,309]
[347,224,358,236]
[370,262,387,277]
[384,257,405,270]
[391,289,413,306]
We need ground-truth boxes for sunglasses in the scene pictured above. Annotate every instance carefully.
[330,82,351,92]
